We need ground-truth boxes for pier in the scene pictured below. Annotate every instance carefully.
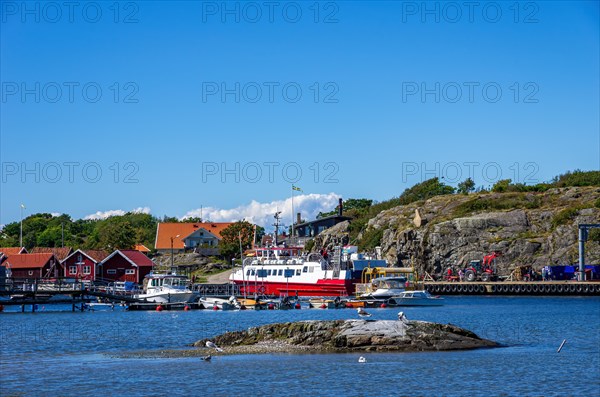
[423,281,600,295]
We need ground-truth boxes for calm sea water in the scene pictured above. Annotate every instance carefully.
[1,296,599,397]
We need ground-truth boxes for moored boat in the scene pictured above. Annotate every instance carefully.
[135,273,196,303]
[229,245,386,297]
[358,276,407,300]
[388,290,444,306]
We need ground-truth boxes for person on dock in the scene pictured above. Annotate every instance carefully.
[458,269,464,282]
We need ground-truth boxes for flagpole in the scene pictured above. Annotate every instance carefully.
[291,185,294,244]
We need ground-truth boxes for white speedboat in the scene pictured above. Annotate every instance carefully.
[135,273,197,303]
[359,277,407,300]
[388,290,444,306]
[199,296,239,310]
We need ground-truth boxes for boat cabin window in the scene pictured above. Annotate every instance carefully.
[250,269,255,276]
[246,269,251,276]
[278,269,283,276]
[309,266,314,273]
[296,269,301,276]
[302,266,308,273]
[267,269,272,276]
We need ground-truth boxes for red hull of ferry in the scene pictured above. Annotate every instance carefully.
[233,279,356,297]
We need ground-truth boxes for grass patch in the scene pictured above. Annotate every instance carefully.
[453,193,541,217]
[551,206,582,228]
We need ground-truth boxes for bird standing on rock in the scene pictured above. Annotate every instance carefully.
[206,341,224,352]
[398,311,407,322]
[357,308,372,317]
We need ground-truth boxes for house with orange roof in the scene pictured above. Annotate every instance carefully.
[134,244,151,253]
[154,222,234,254]
[62,249,110,281]
[4,253,62,279]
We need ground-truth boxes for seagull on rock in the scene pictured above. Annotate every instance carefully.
[357,307,372,317]
[206,341,224,352]
[398,311,407,322]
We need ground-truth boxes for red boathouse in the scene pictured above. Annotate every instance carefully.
[99,250,155,283]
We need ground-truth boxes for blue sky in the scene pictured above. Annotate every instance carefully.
[1,1,599,228]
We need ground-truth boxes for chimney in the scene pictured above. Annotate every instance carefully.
[338,198,343,216]
[297,212,301,224]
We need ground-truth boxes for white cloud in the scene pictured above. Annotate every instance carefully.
[84,206,151,220]
[182,193,341,230]
[50,212,62,217]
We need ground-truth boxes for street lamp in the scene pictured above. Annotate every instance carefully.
[170,234,180,274]
[19,204,26,247]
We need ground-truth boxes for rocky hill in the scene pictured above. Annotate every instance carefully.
[313,187,600,275]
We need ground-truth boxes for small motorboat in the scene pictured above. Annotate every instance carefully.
[308,297,344,309]
[387,290,444,306]
[199,296,239,310]
[359,277,407,300]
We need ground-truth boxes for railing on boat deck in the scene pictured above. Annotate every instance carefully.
[194,283,240,297]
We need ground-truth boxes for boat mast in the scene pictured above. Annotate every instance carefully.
[273,211,282,246]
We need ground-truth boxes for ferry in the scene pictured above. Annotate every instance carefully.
[229,246,386,297]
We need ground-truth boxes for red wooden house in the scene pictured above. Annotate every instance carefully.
[5,253,62,279]
[62,249,109,281]
[98,250,154,283]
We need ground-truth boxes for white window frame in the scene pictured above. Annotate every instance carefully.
[125,269,135,275]
[83,266,91,275]
[69,266,77,275]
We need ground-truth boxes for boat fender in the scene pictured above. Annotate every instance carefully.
[380,303,387,308]
[320,304,327,309]
[268,303,275,310]
[295,303,301,309]
[184,305,190,311]
[156,305,163,312]
[213,305,219,311]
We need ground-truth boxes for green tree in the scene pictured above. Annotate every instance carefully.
[492,179,512,193]
[457,177,476,194]
[94,217,136,250]
[219,221,255,259]
[398,177,455,205]
[37,226,63,247]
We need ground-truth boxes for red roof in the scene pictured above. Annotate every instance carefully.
[5,253,56,269]
[155,222,234,250]
[85,250,111,263]
[0,247,27,256]
[105,250,155,267]
[63,249,110,264]
[30,247,73,261]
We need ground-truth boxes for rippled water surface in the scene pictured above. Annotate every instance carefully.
[1,296,599,397]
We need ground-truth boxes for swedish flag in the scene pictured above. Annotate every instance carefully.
[292,185,302,192]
